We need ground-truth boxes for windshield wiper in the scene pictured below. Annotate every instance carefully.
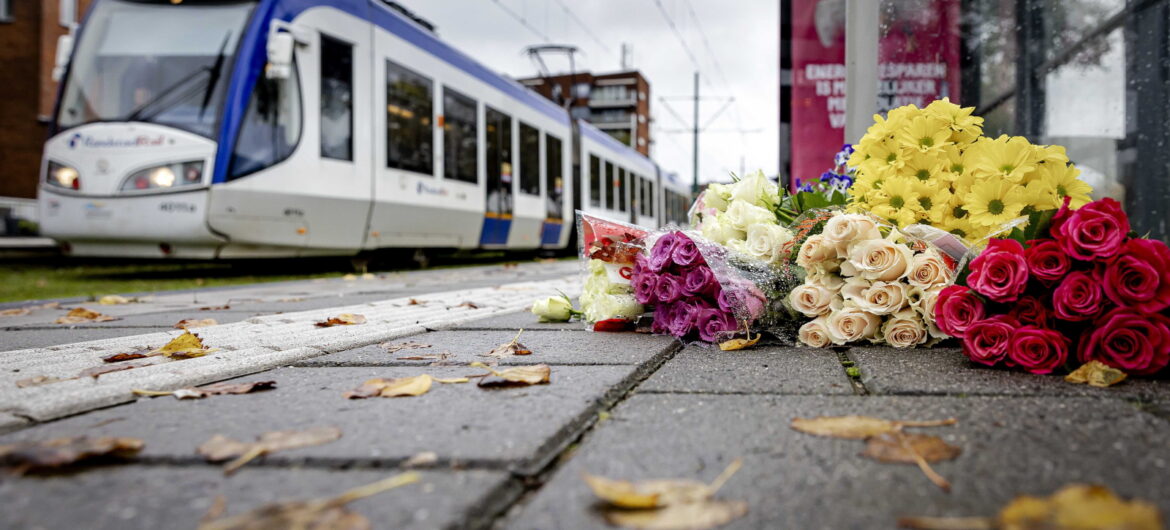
[124,31,233,124]
[198,33,232,120]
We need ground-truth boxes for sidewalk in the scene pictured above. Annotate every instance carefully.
[1,260,1168,529]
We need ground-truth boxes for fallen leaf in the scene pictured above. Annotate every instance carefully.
[151,330,216,359]
[198,472,419,530]
[1066,361,1128,388]
[16,376,65,388]
[604,500,749,530]
[862,432,962,464]
[408,298,425,305]
[0,436,144,473]
[101,349,152,363]
[174,318,218,329]
[199,305,231,311]
[378,341,430,353]
[0,308,30,317]
[342,273,357,281]
[483,329,533,358]
[201,495,228,525]
[470,362,551,388]
[790,416,956,439]
[344,375,433,399]
[314,313,366,327]
[456,301,480,309]
[898,484,1163,530]
[587,459,747,530]
[583,474,712,509]
[718,334,760,351]
[433,377,469,384]
[397,353,451,362]
[55,307,119,324]
[133,381,276,400]
[98,295,132,305]
[403,451,438,468]
[79,363,139,379]
[197,426,342,475]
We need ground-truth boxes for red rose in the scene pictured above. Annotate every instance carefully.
[1009,295,1050,327]
[967,239,1029,303]
[1103,238,1170,313]
[1051,198,1130,261]
[934,285,985,338]
[1052,270,1106,321]
[1006,326,1070,374]
[1024,240,1071,284]
[961,314,1018,367]
[1079,308,1170,376]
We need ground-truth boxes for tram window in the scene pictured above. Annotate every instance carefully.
[545,133,563,219]
[589,155,600,207]
[604,161,614,209]
[648,180,655,217]
[485,107,512,215]
[442,87,477,183]
[639,177,648,216]
[385,60,433,174]
[320,34,353,161]
[519,122,540,195]
[616,167,626,212]
[229,57,303,180]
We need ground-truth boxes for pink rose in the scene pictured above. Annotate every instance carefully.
[1009,295,1050,328]
[961,315,1018,367]
[1052,270,1105,321]
[1006,326,1069,374]
[967,239,1029,303]
[1024,240,1071,284]
[1103,238,1170,313]
[1051,198,1130,261]
[1079,308,1170,376]
[934,285,985,338]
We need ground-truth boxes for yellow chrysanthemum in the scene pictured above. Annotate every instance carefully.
[901,151,947,183]
[857,138,906,174]
[938,212,979,241]
[967,135,1037,183]
[1039,163,1094,208]
[964,179,1027,227]
[924,98,984,143]
[868,176,923,226]
[1019,179,1060,214]
[897,115,953,153]
[917,187,954,224]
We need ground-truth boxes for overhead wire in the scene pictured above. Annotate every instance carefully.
[488,0,551,42]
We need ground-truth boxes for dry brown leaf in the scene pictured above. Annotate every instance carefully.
[456,301,480,309]
[16,375,65,388]
[469,362,551,387]
[55,307,119,324]
[0,436,144,473]
[863,432,960,492]
[101,349,152,363]
[197,426,342,475]
[343,375,433,399]
[790,416,956,439]
[408,298,425,305]
[604,500,749,530]
[134,381,276,400]
[314,313,366,327]
[1065,361,1128,388]
[583,474,713,509]
[402,451,438,468]
[151,330,216,359]
[201,495,228,525]
[898,484,1163,530]
[483,329,533,358]
[199,305,231,311]
[175,318,218,329]
[198,472,419,530]
[397,353,451,362]
[718,333,760,351]
[79,362,141,379]
[378,341,431,353]
[98,295,132,305]
[433,377,469,384]
[0,308,30,317]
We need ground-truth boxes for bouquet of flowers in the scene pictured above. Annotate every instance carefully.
[576,212,647,328]
[688,170,797,265]
[631,231,771,344]
[935,198,1170,376]
[790,211,965,348]
[796,144,856,194]
[847,99,1093,243]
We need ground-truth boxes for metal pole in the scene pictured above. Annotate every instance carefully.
[692,71,700,194]
[844,0,879,144]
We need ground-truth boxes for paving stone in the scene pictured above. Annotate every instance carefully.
[449,307,589,331]
[850,345,1170,399]
[638,345,853,395]
[10,309,262,329]
[0,365,646,475]
[295,329,678,367]
[506,393,1170,529]
[0,466,515,530]
[0,328,162,351]
[0,411,27,434]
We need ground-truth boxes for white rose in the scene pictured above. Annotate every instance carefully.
[825,304,881,345]
[797,234,840,270]
[701,215,745,245]
[729,170,779,208]
[907,249,953,289]
[843,238,913,281]
[910,286,948,339]
[722,200,777,232]
[789,283,835,317]
[840,277,907,315]
[807,269,845,291]
[531,296,574,322]
[742,223,794,264]
[583,294,642,323]
[799,316,832,348]
[881,309,928,348]
[823,214,882,256]
[704,183,731,212]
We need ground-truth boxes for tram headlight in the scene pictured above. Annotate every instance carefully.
[46,161,80,190]
[121,161,204,192]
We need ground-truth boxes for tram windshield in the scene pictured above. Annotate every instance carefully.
[55,0,257,139]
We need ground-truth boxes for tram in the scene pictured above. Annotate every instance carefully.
[39,0,692,258]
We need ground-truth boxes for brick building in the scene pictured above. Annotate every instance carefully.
[0,0,89,200]
[518,70,651,156]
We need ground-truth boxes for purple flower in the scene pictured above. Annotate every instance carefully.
[683,266,719,297]
[652,304,670,334]
[672,234,705,268]
[722,281,767,320]
[667,300,700,338]
[655,274,684,304]
[717,288,733,313]
[632,270,657,305]
[697,308,738,343]
[649,232,681,272]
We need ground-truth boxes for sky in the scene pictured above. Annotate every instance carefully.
[395,0,780,185]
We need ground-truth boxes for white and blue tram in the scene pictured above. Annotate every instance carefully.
[38,0,691,258]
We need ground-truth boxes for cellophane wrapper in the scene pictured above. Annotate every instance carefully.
[576,211,650,329]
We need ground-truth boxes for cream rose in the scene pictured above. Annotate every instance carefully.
[704,184,731,212]
[722,200,777,232]
[843,238,914,281]
[789,283,835,317]
[881,309,928,348]
[700,215,746,245]
[531,296,573,322]
[840,277,907,315]
[797,234,839,270]
[825,305,881,345]
[798,316,832,347]
[728,170,778,208]
[807,269,845,291]
[742,223,794,264]
[907,249,953,288]
[911,286,948,339]
[822,214,882,255]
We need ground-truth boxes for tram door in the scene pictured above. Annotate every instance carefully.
[481,106,513,246]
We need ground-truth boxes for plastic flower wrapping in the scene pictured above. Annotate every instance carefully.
[576,212,647,328]
[687,170,799,263]
[935,198,1170,376]
[846,99,1093,244]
